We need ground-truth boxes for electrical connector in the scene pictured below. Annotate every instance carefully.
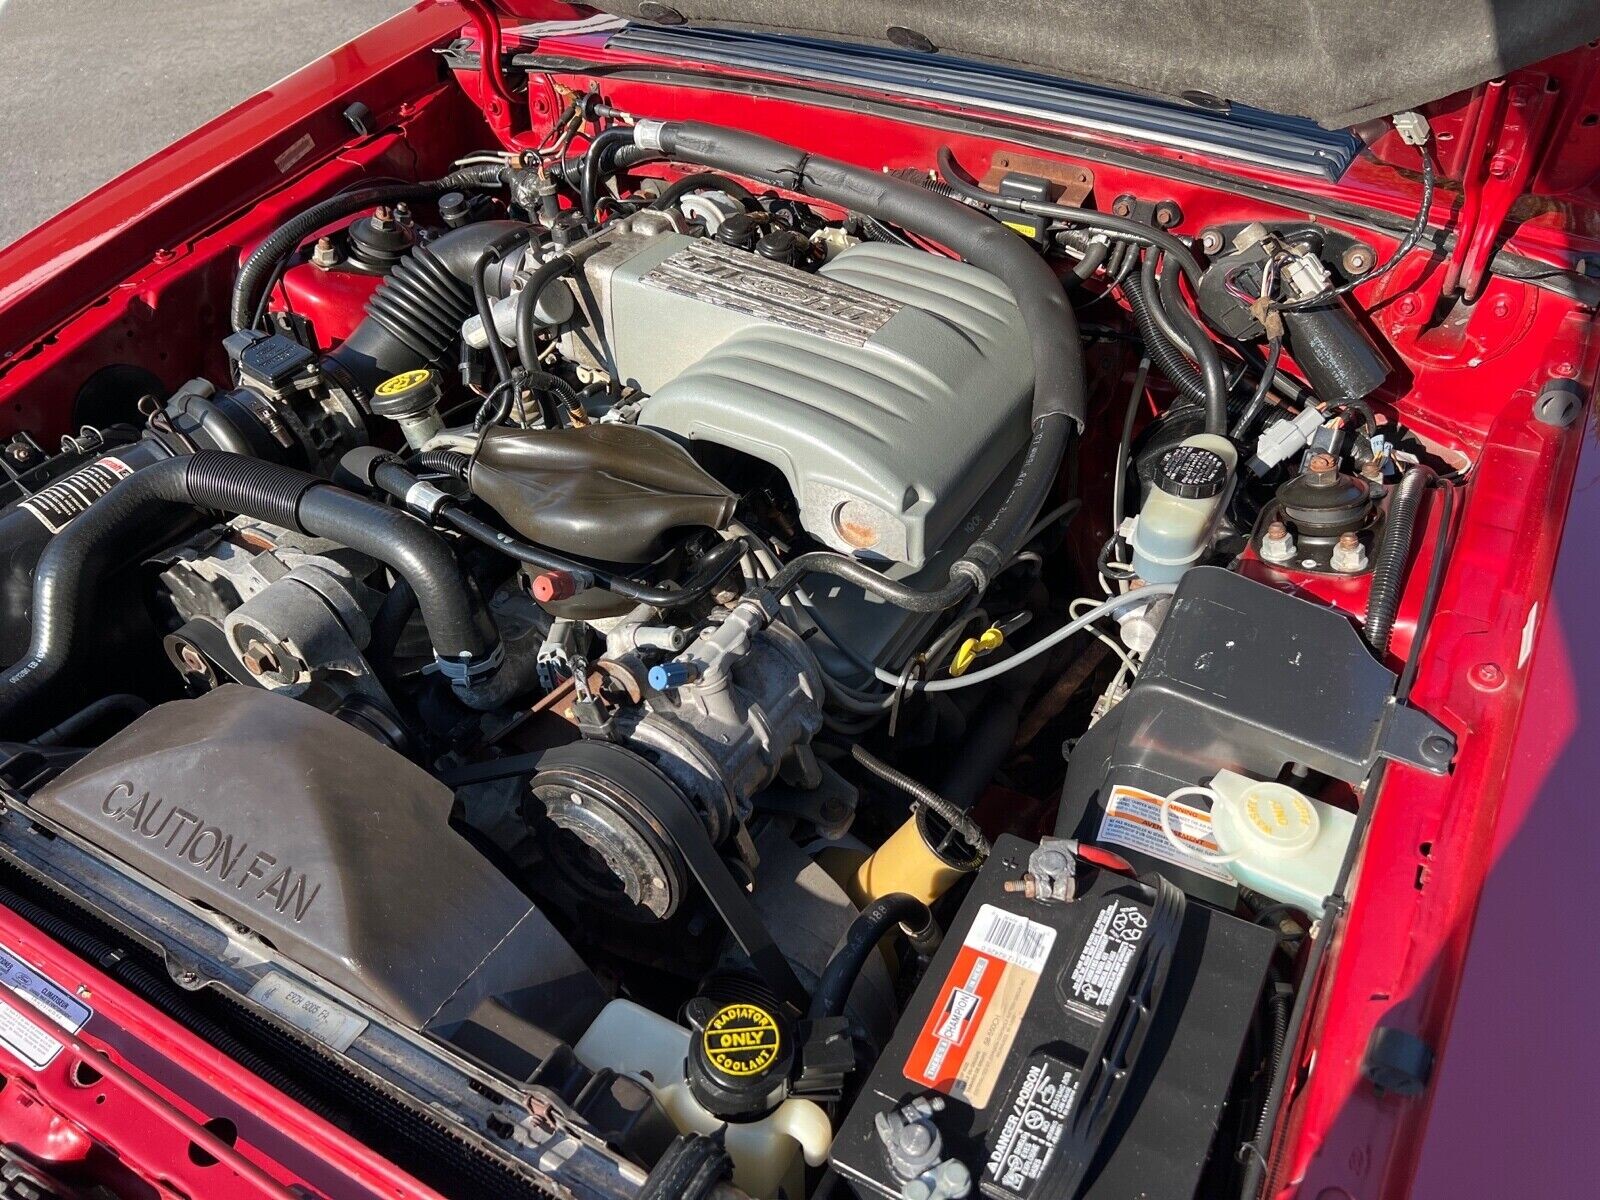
[1392,110,1431,147]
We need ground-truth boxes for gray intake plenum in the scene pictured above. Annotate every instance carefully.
[577,232,1034,570]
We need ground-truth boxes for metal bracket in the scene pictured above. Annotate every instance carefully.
[1375,698,1456,776]
[1442,77,1557,302]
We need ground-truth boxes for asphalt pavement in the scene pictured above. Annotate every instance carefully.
[0,0,409,248]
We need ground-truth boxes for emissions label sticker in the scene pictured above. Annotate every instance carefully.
[0,941,91,1069]
[17,456,134,533]
[1096,784,1234,884]
[984,1053,1080,1200]
[247,972,367,1053]
[904,905,1056,1108]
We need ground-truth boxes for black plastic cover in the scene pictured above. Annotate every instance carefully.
[470,424,736,564]
[29,688,605,1040]
[1058,567,1454,902]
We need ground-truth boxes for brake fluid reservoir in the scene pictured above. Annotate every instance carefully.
[1129,435,1238,583]
[574,999,831,1197]
[1208,769,1355,917]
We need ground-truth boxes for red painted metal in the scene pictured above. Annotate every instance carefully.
[0,904,441,1198]
[1440,77,1560,302]
[0,5,1593,1199]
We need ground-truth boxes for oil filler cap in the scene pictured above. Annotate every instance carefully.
[685,997,793,1119]
[1157,444,1229,499]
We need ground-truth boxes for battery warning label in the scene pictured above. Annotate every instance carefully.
[904,905,1056,1108]
[984,1053,1080,1200]
[18,456,134,533]
[1096,784,1233,883]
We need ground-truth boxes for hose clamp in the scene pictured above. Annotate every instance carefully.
[436,642,505,689]
[402,479,451,521]
[633,119,667,152]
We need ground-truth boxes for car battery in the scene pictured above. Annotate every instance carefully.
[830,835,1276,1200]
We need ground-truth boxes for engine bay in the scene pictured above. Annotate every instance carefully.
[0,23,1588,1199]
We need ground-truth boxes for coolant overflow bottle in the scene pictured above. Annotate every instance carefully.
[1207,770,1355,917]
[1129,434,1237,584]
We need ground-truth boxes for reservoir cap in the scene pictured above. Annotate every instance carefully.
[686,998,793,1119]
[1157,444,1229,500]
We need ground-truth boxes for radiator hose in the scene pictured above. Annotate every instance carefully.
[1363,464,1436,656]
[0,452,499,734]
[808,893,942,1022]
[631,119,1087,607]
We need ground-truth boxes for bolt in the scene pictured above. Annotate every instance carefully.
[1395,295,1419,318]
[152,247,176,265]
[1491,296,1511,318]
[1112,199,1132,217]
[1488,155,1513,179]
[1361,458,1384,480]
[1471,662,1505,689]
[177,644,207,676]
[1423,734,1454,761]
[1153,201,1181,228]
[897,1124,934,1156]
[372,205,394,227]
[1342,246,1374,275]
[1003,875,1039,898]
[1200,229,1224,254]
[240,640,279,677]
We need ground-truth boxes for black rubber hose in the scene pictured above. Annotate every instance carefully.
[470,227,534,388]
[1230,339,1284,441]
[808,894,941,1022]
[439,504,749,610]
[580,127,636,222]
[650,120,1087,601]
[0,452,497,731]
[32,694,149,747]
[513,252,577,383]
[647,171,755,210]
[368,576,418,694]
[230,166,507,331]
[638,1134,733,1200]
[1124,257,1229,435]
[1363,464,1436,656]
[764,550,974,611]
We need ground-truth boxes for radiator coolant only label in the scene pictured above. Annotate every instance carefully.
[17,456,134,533]
[0,941,92,1069]
[904,905,1056,1108]
[1096,784,1234,883]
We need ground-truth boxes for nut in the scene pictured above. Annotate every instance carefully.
[1330,531,1369,573]
[1260,520,1297,564]
[240,640,280,677]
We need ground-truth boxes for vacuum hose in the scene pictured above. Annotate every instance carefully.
[808,893,942,1022]
[635,119,1087,605]
[0,452,499,733]
[1363,464,1435,656]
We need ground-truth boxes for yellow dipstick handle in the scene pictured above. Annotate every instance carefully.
[948,625,1004,677]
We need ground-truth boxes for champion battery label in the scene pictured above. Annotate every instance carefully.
[17,456,134,534]
[0,941,91,1069]
[1095,784,1233,884]
[983,1054,1080,1200]
[905,905,1056,1108]
[1064,899,1147,1022]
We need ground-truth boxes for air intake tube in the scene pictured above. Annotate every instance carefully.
[0,452,499,734]
[322,220,529,401]
[631,119,1086,606]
